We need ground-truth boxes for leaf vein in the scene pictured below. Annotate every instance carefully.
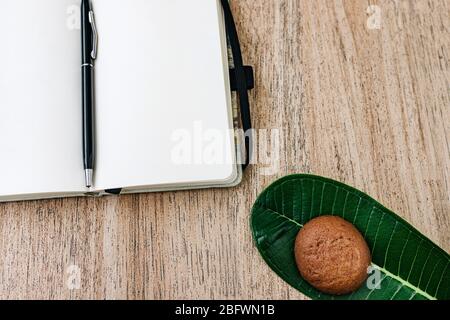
[397,230,412,275]
[309,180,315,221]
[319,183,326,215]
[352,198,362,224]
[363,206,375,238]
[371,263,436,300]
[341,191,349,219]
[383,221,398,267]
[390,284,405,300]
[433,260,449,297]
[406,238,423,282]
[371,212,386,255]
[331,185,339,215]
[424,259,441,292]
[417,248,434,288]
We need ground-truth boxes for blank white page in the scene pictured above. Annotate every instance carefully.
[93,0,236,190]
[0,0,85,197]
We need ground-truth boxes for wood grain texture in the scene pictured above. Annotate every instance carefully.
[0,0,448,299]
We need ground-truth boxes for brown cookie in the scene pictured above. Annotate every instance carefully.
[294,215,371,295]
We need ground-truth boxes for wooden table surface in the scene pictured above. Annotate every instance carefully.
[0,0,448,300]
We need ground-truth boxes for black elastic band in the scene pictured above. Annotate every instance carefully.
[105,188,122,195]
[221,0,254,170]
[229,66,254,91]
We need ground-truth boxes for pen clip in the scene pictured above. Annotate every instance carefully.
[89,11,98,60]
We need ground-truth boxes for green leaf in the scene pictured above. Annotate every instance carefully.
[251,174,450,300]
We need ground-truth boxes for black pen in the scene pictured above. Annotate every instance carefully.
[81,0,98,188]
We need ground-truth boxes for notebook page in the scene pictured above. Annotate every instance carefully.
[0,0,85,197]
[93,0,236,190]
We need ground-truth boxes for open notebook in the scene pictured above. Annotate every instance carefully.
[0,0,242,202]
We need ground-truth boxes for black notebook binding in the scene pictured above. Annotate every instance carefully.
[105,1,253,195]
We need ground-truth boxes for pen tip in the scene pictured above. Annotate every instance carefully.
[85,169,93,188]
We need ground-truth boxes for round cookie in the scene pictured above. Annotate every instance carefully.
[294,215,371,295]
